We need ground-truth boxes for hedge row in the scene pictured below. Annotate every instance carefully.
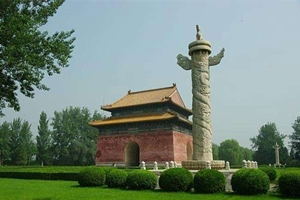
[78,168,157,190]
[0,167,116,181]
[0,171,78,181]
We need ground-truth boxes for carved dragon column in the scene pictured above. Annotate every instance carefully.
[177,26,224,162]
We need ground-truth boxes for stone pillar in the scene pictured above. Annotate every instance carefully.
[273,143,280,166]
[177,25,224,162]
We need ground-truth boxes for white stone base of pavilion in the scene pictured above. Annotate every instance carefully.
[181,160,225,170]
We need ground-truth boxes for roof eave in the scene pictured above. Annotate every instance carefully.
[88,115,177,127]
[101,99,171,111]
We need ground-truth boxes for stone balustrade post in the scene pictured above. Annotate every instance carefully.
[225,161,230,170]
[165,162,169,169]
[153,161,158,170]
[247,160,251,168]
[206,161,211,169]
[140,161,146,170]
[242,160,247,168]
[170,161,174,168]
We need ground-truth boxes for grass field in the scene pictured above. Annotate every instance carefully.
[0,178,295,200]
[0,166,299,200]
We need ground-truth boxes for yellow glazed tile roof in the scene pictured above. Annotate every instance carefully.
[89,112,191,127]
[101,84,177,110]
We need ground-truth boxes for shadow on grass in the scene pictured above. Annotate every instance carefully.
[70,184,111,189]
[151,189,196,194]
[268,192,300,199]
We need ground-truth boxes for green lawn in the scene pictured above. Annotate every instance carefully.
[0,178,295,200]
[1,166,300,199]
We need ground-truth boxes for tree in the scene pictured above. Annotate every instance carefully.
[9,118,22,165]
[51,106,104,165]
[241,147,254,161]
[36,111,51,166]
[290,116,300,160]
[212,143,219,160]
[9,118,35,165]
[0,0,75,116]
[251,122,288,165]
[219,139,243,165]
[0,121,11,165]
[20,120,36,164]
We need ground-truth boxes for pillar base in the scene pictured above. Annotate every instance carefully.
[181,160,225,170]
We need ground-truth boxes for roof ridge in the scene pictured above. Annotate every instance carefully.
[128,84,176,95]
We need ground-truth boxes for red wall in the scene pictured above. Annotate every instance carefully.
[96,131,174,163]
[95,130,193,165]
[173,131,193,162]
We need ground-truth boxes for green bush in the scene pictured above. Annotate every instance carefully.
[78,167,106,187]
[101,167,116,184]
[101,167,116,176]
[259,167,277,181]
[194,169,225,193]
[289,160,300,167]
[231,168,270,195]
[159,168,193,192]
[106,169,128,188]
[278,171,300,197]
[126,170,157,190]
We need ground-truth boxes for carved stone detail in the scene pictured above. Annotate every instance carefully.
[177,26,224,161]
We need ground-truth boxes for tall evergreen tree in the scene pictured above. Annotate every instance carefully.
[20,120,35,164]
[9,118,34,165]
[9,118,22,165]
[36,111,51,166]
[0,121,11,165]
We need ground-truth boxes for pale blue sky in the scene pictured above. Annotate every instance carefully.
[1,0,300,148]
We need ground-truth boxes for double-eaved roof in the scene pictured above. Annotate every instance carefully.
[89,84,192,127]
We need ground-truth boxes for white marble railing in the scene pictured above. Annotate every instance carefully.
[242,160,258,169]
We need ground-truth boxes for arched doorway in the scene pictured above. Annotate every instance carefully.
[125,142,140,167]
[187,142,192,160]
